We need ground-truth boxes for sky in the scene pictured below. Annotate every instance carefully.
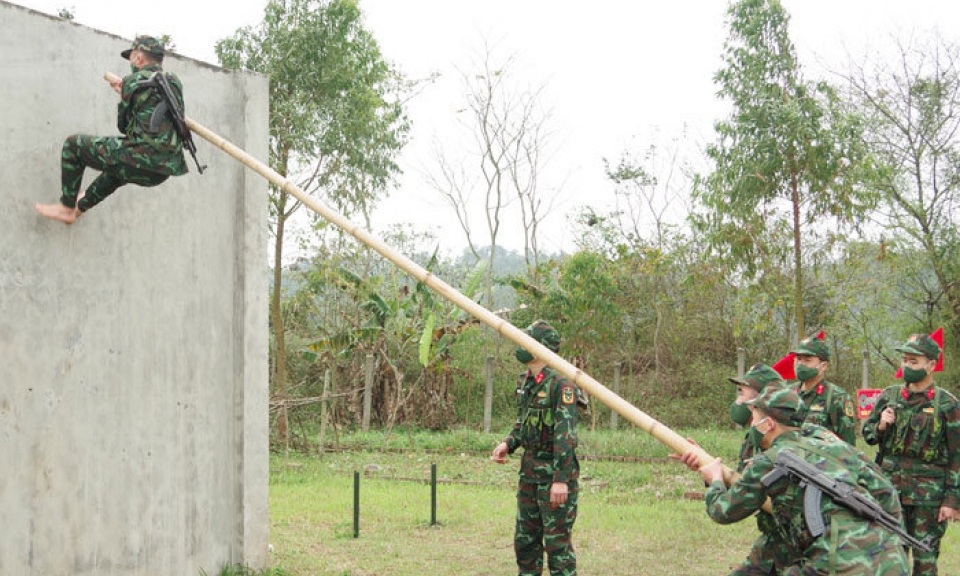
[12,0,960,256]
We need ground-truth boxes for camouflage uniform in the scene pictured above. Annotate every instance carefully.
[60,36,187,213]
[791,338,858,446]
[707,387,910,575]
[861,335,959,576]
[502,321,580,576]
[727,364,790,576]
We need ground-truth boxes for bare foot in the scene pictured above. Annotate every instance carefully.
[34,202,80,225]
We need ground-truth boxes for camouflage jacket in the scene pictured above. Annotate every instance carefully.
[861,383,960,508]
[117,63,188,176]
[706,428,909,575]
[737,423,841,539]
[796,380,858,446]
[503,367,579,484]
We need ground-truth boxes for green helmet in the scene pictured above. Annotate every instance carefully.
[525,320,561,352]
[895,334,941,361]
[746,385,806,426]
[121,35,165,60]
[791,336,830,360]
[727,363,784,392]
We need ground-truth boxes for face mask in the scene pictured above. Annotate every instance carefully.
[902,365,929,384]
[515,348,534,364]
[795,364,820,382]
[729,401,752,426]
[747,417,769,450]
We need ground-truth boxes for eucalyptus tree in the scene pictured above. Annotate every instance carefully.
[844,36,960,342]
[216,0,408,445]
[693,0,875,341]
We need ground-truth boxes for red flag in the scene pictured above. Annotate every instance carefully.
[772,330,826,380]
[894,327,944,377]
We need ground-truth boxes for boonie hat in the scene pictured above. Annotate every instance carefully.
[122,35,165,60]
[728,363,784,392]
[791,336,830,360]
[895,334,942,361]
[525,320,561,352]
[746,385,806,425]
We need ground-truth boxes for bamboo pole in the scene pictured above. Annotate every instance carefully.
[104,73,743,489]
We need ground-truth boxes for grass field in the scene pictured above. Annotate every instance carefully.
[266,428,960,575]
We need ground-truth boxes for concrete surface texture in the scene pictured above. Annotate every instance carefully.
[0,2,270,574]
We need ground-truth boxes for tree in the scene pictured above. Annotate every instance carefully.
[693,0,876,341]
[427,45,558,311]
[845,35,960,343]
[216,0,408,450]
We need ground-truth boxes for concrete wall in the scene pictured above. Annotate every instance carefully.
[0,2,270,574]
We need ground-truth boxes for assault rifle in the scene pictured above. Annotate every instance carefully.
[138,72,206,174]
[760,449,931,552]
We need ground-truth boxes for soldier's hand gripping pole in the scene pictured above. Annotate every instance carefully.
[105,73,206,174]
[102,71,761,505]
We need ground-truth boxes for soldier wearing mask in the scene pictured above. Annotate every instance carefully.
[699,386,910,575]
[36,36,188,224]
[862,334,960,575]
[491,320,581,576]
[676,364,789,575]
[790,337,857,445]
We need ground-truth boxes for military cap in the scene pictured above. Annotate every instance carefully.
[791,336,830,360]
[122,35,165,60]
[895,334,942,361]
[727,363,784,392]
[525,320,561,352]
[746,385,806,425]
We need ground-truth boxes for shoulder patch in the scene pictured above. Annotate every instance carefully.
[844,400,855,418]
[561,385,575,405]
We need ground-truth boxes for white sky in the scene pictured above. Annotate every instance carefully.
[12,0,960,256]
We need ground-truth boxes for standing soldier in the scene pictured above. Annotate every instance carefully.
[491,320,580,576]
[35,36,188,224]
[862,334,960,575]
[790,336,857,445]
[693,386,910,575]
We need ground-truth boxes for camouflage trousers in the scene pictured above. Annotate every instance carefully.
[515,479,578,576]
[903,505,949,576]
[729,532,781,576]
[60,134,169,212]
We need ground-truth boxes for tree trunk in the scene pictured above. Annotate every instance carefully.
[791,172,804,340]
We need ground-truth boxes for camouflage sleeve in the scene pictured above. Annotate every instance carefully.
[503,422,522,453]
[551,379,579,483]
[832,387,858,445]
[117,72,140,134]
[704,455,772,524]
[942,394,960,509]
[861,389,894,446]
